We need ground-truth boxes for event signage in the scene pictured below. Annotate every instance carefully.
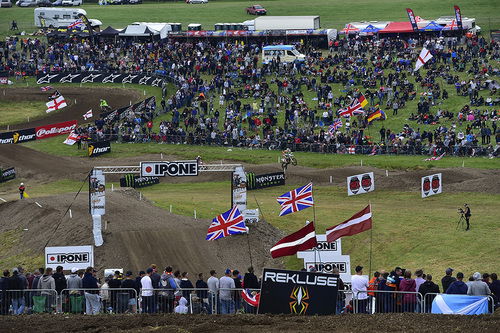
[232,166,247,212]
[421,173,442,198]
[0,167,16,183]
[88,141,111,157]
[297,234,352,284]
[406,8,419,31]
[258,268,338,315]
[347,172,374,196]
[242,208,259,224]
[246,172,285,190]
[0,128,37,144]
[35,120,78,140]
[101,96,156,123]
[120,174,160,188]
[89,169,105,215]
[454,5,463,30]
[140,161,198,177]
[45,245,94,270]
[36,72,164,87]
[0,77,9,84]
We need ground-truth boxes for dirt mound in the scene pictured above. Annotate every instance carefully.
[0,313,498,333]
[0,189,283,277]
[1,87,142,130]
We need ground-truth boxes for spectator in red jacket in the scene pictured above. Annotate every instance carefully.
[399,270,417,312]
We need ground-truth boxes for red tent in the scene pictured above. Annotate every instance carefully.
[379,22,415,34]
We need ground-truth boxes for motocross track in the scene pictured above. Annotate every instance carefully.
[0,313,498,333]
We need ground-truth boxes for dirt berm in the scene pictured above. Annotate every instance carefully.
[0,190,283,277]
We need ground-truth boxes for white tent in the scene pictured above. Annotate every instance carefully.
[119,24,160,37]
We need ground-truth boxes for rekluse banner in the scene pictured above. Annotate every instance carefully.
[36,120,78,140]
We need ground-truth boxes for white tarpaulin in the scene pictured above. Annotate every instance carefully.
[421,173,442,198]
[92,214,104,247]
[89,169,105,215]
[347,172,375,196]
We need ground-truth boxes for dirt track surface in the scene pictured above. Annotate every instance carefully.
[0,190,283,278]
[0,87,142,130]
[0,313,498,333]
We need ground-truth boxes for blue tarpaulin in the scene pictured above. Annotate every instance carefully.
[431,294,489,315]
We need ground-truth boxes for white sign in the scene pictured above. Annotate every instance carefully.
[89,169,105,215]
[45,245,94,270]
[347,172,374,196]
[140,161,198,177]
[92,214,104,247]
[232,166,247,212]
[297,234,351,283]
[242,208,259,224]
[421,173,442,198]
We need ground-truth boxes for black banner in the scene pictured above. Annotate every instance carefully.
[101,96,156,123]
[0,128,37,144]
[88,141,111,157]
[258,268,338,315]
[246,172,285,190]
[0,167,16,183]
[36,72,164,87]
[120,174,159,188]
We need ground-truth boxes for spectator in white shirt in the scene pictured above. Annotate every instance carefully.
[141,268,154,313]
[207,270,219,314]
[219,269,235,314]
[351,265,369,313]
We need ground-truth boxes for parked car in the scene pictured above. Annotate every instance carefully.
[61,0,81,5]
[36,0,53,6]
[107,0,122,4]
[123,0,141,4]
[0,0,13,7]
[246,4,266,15]
[16,0,37,6]
[187,0,207,4]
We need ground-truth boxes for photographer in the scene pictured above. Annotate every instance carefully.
[464,204,471,231]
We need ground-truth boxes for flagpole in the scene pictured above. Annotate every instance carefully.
[368,201,373,278]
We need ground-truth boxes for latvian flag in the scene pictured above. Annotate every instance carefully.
[46,95,67,113]
[326,205,372,242]
[83,109,93,120]
[270,221,317,259]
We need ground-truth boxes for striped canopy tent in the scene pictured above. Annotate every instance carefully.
[443,20,459,30]
[342,24,360,34]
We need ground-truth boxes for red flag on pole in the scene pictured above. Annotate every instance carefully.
[270,221,317,259]
[326,205,372,242]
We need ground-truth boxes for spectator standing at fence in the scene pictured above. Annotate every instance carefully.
[53,266,67,295]
[9,268,25,315]
[441,268,456,292]
[490,273,500,309]
[31,268,44,290]
[195,273,210,313]
[351,265,369,314]
[418,274,440,313]
[467,272,491,296]
[399,270,417,312]
[219,269,235,314]
[67,268,82,291]
[160,266,177,313]
[108,271,122,312]
[207,270,219,314]
[232,270,243,312]
[66,268,83,313]
[243,267,259,314]
[332,267,345,314]
[141,267,154,313]
[135,271,145,294]
[38,268,56,313]
[446,272,468,294]
[180,272,194,305]
[150,264,161,289]
[82,267,100,315]
[0,270,11,315]
[121,271,138,313]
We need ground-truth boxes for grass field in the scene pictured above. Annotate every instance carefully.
[0,100,47,127]
[0,0,498,39]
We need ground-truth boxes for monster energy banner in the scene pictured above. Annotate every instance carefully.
[258,268,338,315]
[36,73,164,87]
[120,174,160,188]
[246,172,285,190]
[101,96,156,123]
[0,167,16,183]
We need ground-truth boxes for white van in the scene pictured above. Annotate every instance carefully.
[62,0,82,6]
[262,45,305,64]
[34,8,102,28]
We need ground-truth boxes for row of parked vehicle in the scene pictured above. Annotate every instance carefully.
[0,0,142,7]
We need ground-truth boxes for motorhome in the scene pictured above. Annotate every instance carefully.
[34,7,102,28]
[262,45,305,64]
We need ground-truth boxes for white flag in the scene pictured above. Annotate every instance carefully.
[46,95,67,113]
[63,131,79,145]
[414,47,433,71]
[83,109,93,120]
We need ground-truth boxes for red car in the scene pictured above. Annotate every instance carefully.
[246,4,266,15]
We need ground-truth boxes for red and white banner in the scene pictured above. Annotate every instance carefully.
[270,221,317,259]
[36,120,78,140]
[46,95,67,113]
[326,205,372,242]
[421,173,442,198]
[414,47,433,72]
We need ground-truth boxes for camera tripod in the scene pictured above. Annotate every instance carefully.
[456,213,466,231]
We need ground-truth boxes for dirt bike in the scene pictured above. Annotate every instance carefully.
[281,155,297,171]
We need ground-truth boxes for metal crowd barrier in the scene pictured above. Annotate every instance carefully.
[0,289,58,315]
[353,290,424,314]
[59,288,138,314]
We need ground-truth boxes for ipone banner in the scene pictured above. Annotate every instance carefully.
[36,120,77,140]
[258,268,338,315]
[120,174,160,188]
[0,128,37,144]
[347,172,374,196]
[36,72,164,87]
[246,172,285,190]
[140,161,198,177]
[89,169,105,215]
[88,141,111,157]
[0,167,16,183]
[45,245,94,270]
[421,173,442,198]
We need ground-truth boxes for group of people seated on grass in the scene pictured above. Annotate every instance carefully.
[1,33,498,157]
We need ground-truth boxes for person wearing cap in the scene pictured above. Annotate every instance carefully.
[66,268,83,313]
[159,266,177,313]
[121,271,138,313]
[467,272,491,296]
[351,265,369,314]
[141,268,155,313]
[446,272,468,294]
[82,267,100,315]
[441,268,456,293]
[18,183,25,199]
[219,269,235,314]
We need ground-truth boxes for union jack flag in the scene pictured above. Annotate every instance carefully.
[40,86,53,92]
[329,119,342,135]
[277,183,314,217]
[338,98,365,118]
[68,19,85,30]
[206,206,246,241]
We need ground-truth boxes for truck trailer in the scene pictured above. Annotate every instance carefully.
[252,16,320,31]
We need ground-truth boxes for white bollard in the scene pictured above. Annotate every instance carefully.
[194,210,197,219]
[143,90,146,96]
[161,153,163,160]
[74,99,77,104]
[329,175,333,183]
[7,125,9,131]
[111,183,114,192]
[360,160,363,166]
[69,209,72,219]
[169,205,172,213]
[130,101,132,106]
[105,221,108,230]
[462,160,465,168]
[386,169,388,177]
[139,192,142,200]
[27,117,30,122]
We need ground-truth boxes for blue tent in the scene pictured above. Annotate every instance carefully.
[421,21,443,31]
[362,24,380,33]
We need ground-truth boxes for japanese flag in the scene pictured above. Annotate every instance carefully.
[414,47,433,72]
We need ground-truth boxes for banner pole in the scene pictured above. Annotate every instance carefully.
[368,201,373,278]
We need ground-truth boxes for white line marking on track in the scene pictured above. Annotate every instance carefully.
[35,202,42,208]
[0,198,6,202]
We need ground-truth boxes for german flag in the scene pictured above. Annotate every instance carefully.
[368,109,386,123]
[358,93,368,108]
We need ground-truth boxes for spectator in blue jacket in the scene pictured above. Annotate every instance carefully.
[446,272,468,294]
[82,267,100,315]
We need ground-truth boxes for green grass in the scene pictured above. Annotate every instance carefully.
[22,136,500,170]
[0,228,44,271]
[140,181,500,284]
[0,100,49,127]
[0,0,499,39]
